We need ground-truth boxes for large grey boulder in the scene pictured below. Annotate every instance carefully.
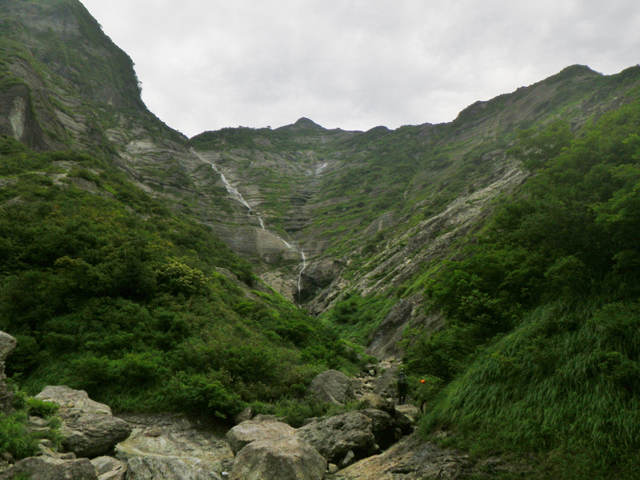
[0,456,98,480]
[126,456,222,480]
[229,436,326,480]
[360,408,400,450]
[0,331,17,413]
[306,369,357,405]
[296,411,377,464]
[226,419,296,455]
[35,386,131,458]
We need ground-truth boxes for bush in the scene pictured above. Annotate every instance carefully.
[168,372,243,421]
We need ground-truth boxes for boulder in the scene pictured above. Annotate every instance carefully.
[358,393,395,415]
[296,411,377,464]
[226,419,296,455]
[395,404,422,435]
[234,406,253,424]
[35,386,131,458]
[0,331,17,413]
[338,432,473,480]
[91,456,127,480]
[360,408,400,449]
[0,456,98,480]
[126,456,222,480]
[306,369,357,405]
[229,436,326,480]
[115,413,234,475]
[371,363,401,399]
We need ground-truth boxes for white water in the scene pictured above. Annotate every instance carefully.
[191,149,266,230]
[193,149,310,300]
[297,250,307,302]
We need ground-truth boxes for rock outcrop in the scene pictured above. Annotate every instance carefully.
[115,413,233,478]
[359,409,399,450]
[34,386,131,458]
[229,436,326,480]
[0,456,98,480]
[296,411,377,464]
[306,369,358,405]
[226,419,296,455]
[126,456,222,480]
[337,433,473,480]
[91,456,127,480]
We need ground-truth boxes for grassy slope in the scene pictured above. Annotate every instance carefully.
[403,89,640,478]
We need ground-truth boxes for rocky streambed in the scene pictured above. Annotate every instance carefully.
[0,331,505,479]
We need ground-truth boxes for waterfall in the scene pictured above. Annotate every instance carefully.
[191,149,266,229]
[297,250,307,303]
[192,149,308,302]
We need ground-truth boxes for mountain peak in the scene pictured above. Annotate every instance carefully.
[276,117,326,133]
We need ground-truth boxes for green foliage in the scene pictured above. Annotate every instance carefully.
[403,98,640,477]
[0,140,354,419]
[168,372,243,420]
[321,291,395,344]
[507,120,574,170]
[0,388,61,460]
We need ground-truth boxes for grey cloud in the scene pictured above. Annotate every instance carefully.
[81,0,640,136]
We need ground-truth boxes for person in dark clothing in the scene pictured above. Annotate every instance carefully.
[397,370,408,404]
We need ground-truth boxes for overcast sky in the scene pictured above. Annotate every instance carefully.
[79,0,640,138]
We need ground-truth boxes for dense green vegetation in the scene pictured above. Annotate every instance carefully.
[0,136,356,422]
[0,388,61,460]
[403,95,640,478]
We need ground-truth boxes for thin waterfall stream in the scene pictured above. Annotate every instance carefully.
[192,149,307,301]
[297,250,307,303]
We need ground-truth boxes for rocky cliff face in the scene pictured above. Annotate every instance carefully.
[3,1,640,356]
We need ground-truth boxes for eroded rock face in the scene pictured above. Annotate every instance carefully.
[296,411,377,464]
[34,386,131,458]
[0,456,98,480]
[226,419,296,456]
[229,436,326,480]
[306,369,357,405]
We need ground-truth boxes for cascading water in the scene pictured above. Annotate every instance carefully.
[191,149,266,230]
[192,149,309,301]
[297,250,307,303]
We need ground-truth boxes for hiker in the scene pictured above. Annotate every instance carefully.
[397,370,408,404]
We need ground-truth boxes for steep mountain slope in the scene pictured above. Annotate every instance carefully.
[0,0,357,423]
[190,66,640,354]
[4,2,640,355]
[5,1,640,476]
